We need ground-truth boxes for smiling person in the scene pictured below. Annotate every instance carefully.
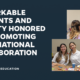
[69,42,80,66]
[52,43,69,66]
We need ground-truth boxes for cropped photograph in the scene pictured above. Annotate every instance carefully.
[67,10,80,39]
[52,39,80,71]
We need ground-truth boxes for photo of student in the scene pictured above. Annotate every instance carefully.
[69,42,80,66]
[67,10,80,39]
[52,43,69,66]
[67,20,80,39]
[52,39,80,71]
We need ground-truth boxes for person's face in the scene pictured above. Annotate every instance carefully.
[69,43,76,50]
[60,45,66,53]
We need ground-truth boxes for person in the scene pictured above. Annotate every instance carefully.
[52,43,69,66]
[69,42,80,66]
[67,20,80,39]
[78,22,80,31]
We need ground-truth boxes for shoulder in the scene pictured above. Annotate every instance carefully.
[77,34,80,39]
[56,52,59,55]
[54,52,59,56]
[76,50,80,53]
[77,50,80,52]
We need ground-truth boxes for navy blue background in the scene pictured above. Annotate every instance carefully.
[0,0,79,80]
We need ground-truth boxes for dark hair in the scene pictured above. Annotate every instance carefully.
[69,42,76,47]
[56,43,68,63]
[71,20,80,31]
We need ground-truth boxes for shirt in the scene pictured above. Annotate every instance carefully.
[70,50,80,66]
[52,52,69,65]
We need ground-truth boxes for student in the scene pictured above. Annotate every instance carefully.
[69,42,80,66]
[52,43,69,66]
[67,20,80,39]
